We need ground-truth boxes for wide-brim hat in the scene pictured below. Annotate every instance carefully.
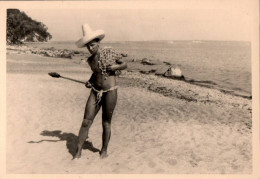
[75,24,105,48]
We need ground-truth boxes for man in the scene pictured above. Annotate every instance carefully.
[74,24,127,159]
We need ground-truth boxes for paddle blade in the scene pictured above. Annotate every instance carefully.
[48,72,61,78]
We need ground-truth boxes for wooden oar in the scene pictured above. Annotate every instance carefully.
[48,72,86,84]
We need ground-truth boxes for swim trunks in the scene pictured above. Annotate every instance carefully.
[91,85,119,104]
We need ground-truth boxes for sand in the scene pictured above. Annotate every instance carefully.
[6,52,252,174]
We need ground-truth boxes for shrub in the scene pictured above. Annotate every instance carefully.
[7,9,52,45]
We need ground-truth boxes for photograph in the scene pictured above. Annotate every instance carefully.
[1,0,259,177]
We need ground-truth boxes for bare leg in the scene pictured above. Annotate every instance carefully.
[74,90,101,159]
[100,89,117,159]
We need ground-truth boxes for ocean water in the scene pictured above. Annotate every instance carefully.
[26,40,251,97]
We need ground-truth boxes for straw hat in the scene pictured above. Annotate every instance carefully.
[75,24,105,48]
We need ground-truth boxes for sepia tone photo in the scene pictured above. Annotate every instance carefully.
[0,0,259,178]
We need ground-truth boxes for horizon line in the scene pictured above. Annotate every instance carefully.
[47,39,251,43]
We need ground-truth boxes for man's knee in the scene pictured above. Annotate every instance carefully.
[102,121,111,129]
[82,119,93,128]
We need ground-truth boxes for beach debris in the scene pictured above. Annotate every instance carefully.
[141,58,155,65]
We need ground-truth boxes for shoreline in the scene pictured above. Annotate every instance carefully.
[7,44,252,99]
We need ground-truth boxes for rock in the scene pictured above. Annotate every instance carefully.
[139,69,156,74]
[155,66,170,76]
[80,59,87,64]
[121,53,128,57]
[141,58,155,65]
[163,61,171,65]
[45,47,55,51]
[7,45,75,59]
[31,50,37,54]
[73,50,81,54]
[164,66,183,77]
[58,50,73,59]
[44,51,52,57]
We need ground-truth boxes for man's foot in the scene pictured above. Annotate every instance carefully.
[73,147,82,159]
[99,150,108,159]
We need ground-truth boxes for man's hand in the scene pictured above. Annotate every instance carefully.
[85,81,92,88]
[106,65,117,72]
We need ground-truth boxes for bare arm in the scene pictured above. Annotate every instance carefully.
[85,56,94,88]
[85,73,94,88]
[88,73,95,84]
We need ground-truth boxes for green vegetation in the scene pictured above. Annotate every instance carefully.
[7,9,52,45]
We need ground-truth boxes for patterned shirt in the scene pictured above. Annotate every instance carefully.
[98,47,123,78]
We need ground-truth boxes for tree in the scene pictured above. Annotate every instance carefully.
[7,9,52,44]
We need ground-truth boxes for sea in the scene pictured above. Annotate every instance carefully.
[26,40,252,98]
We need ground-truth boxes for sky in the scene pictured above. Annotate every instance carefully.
[19,1,254,42]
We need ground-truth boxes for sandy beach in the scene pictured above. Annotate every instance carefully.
[6,50,252,174]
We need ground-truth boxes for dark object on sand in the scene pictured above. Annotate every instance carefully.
[73,50,81,54]
[164,75,185,80]
[163,61,172,65]
[48,72,85,84]
[121,53,128,57]
[141,58,155,65]
[139,69,157,74]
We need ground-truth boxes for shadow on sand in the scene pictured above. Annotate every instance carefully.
[28,130,100,158]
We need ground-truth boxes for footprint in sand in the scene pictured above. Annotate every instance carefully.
[156,168,165,173]
[189,160,198,167]
[34,122,40,130]
[148,160,156,168]
[167,158,178,166]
